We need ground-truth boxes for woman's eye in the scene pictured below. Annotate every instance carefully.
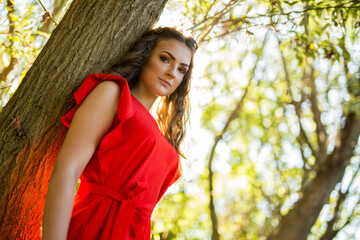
[178,68,186,74]
[160,56,169,63]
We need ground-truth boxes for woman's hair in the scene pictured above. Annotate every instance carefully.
[108,27,197,158]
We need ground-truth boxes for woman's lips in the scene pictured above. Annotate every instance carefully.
[159,78,171,87]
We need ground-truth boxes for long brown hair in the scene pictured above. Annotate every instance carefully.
[108,27,197,158]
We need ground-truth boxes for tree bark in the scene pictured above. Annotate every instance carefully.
[0,0,167,239]
[268,113,360,240]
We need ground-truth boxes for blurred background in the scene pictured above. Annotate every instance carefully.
[0,0,359,239]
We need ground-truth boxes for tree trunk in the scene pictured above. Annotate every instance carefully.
[0,0,167,239]
[268,113,360,240]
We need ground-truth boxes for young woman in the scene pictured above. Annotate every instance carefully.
[42,27,197,240]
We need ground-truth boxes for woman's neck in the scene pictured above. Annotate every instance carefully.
[130,89,157,111]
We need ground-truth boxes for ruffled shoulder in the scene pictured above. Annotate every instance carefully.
[61,73,135,149]
[61,73,134,127]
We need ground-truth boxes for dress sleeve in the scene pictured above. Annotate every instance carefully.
[61,73,135,149]
[169,159,182,186]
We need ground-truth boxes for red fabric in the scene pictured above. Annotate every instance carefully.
[62,74,181,240]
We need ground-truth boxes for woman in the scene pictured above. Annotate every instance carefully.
[42,27,197,239]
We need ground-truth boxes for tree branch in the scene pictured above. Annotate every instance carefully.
[204,0,217,20]
[0,56,17,82]
[207,83,251,240]
[0,0,17,83]
[38,0,58,26]
[38,0,67,33]
[190,0,360,41]
[190,0,240,43]
[307,66,329,164]
[276,34,316,161]
[320,165,359,240]
[188,0,238,31]
[207,30,269,240]
[297,136,311,188]
[268,110,359,239]
[329,112,360,169]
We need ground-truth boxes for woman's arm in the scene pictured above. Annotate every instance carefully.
[42,80,121,240]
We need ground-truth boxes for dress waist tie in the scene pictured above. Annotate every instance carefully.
[79,181,152,238]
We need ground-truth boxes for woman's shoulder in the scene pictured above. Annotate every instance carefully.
[88,80,121,113]
[74,80,118,114]
[85,74,125,106]
[62,74,133,129]
[95,80,121,95]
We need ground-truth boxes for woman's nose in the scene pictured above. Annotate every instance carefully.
[166,66,176,79]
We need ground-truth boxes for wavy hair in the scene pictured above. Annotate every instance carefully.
[108,27,197,158]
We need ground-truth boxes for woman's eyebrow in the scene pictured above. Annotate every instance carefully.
[161,51,189,67]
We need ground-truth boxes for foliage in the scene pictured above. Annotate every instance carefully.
[0,0,66,108]
[1,0,359,239]
[152,0,360,239]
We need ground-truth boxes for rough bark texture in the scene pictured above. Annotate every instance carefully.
[268,113,360,240]
[0,0,167,239]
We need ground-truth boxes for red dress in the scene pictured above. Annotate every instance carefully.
[61,74,181,240]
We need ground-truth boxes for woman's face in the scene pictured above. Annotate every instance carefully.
[137,39,192,99]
